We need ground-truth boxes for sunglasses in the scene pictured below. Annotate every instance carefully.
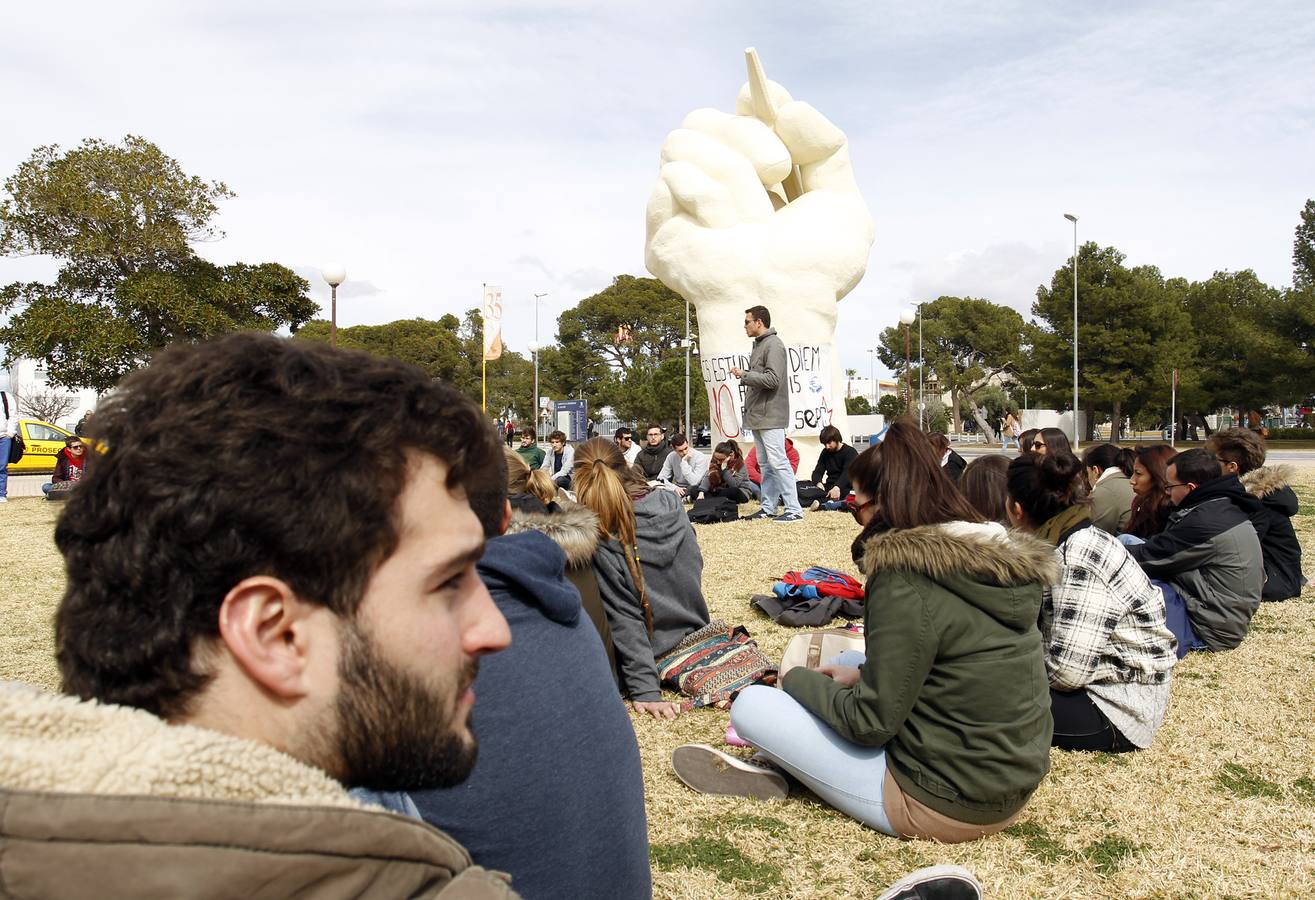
[844,498,874,520]
[1031,441,1046,449]
[69,445,85,451]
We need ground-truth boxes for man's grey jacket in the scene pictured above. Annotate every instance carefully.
[741,328,789,430]
[1127,474,1263,651]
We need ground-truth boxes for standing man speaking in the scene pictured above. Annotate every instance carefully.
[731,306,804,522]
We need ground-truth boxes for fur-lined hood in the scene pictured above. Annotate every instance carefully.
[0,680,357,807]
[1241,464,1294,500]
[506,503,599,568]
[860,522,1059,630]
[861,522,1059,586]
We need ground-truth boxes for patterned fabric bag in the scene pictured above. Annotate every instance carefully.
[656,619,776,710]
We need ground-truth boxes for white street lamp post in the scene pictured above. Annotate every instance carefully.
[1064,213,1079,447]
[322,264,347,347]
[917,303,924,430]
[866,348,876,408]
[899,308,916,417]
[533,292,547,440]
[684,297,691,435]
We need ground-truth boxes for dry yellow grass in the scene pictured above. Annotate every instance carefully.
[3,471,1315,898]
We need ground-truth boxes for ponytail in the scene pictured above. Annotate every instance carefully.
[1007,451,1086,526]
[573,437,653,631]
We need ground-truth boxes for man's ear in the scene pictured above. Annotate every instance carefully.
[499,499,513,536]
[218,576,323,700]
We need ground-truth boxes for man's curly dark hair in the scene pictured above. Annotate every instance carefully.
[54,332,503,720]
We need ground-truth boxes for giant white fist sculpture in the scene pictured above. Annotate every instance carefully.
[644,49,875,475]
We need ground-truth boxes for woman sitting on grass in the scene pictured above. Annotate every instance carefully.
[1125,444,1176,539]
[695,440,757,503]
[960,454,1012,526]
[574,437,710,720]
[1007,452,1177,753]
[1082,443,1136,534]
[671,420,1056,842]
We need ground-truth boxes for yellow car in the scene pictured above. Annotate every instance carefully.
[7,419,76,474]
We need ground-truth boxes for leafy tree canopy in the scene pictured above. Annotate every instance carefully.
[878,295,1024,439]
[0,136,315,391]
[1294,198,1315,290]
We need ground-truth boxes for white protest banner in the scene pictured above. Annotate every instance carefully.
[700,344,835,439]
[481,285,503,360]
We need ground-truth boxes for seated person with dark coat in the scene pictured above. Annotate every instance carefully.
[408,448,652,900]
[1206,428,1305,601]
[808,425,859,510]
[1126,448,1264,652]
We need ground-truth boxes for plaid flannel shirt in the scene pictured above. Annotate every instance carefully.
[1040,525,1177,690]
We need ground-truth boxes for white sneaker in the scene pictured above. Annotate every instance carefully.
[671,744,788,800]
[0,497,8,503]
[876,865,982,900]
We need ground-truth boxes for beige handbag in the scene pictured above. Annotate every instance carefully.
[778,629,866,681]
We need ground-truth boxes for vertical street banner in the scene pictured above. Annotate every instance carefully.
[482,285,503,360]
[699,344,834,438]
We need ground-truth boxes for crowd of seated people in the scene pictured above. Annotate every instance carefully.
[2,354,1306,899]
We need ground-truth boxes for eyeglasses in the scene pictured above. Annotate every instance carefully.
[1162,482,1192,493]
[647,433,662,438]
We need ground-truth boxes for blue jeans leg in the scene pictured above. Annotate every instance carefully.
[0,437,10,498]
[1156,580,1203,657]
[730,684,897,835]
[758,427,802,515]
[752,431,779,514]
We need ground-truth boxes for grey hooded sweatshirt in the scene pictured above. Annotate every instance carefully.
[592,489,710,701]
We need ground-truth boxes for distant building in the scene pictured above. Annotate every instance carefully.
[845,376,901,406]
[1,358,98,430]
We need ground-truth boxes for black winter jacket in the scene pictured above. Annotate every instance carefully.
[1127,474,1263,651]
[1241,465,1305,601]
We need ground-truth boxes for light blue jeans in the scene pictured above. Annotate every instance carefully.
[0,437,9,498]
[730,651,897,835]
[752,427,802,516]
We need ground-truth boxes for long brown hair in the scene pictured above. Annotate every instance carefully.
[849,419,984,531]
[572,437,653,629]
[707,439,743,491]
[1125,444,1176,538]
[960,454,1011,524]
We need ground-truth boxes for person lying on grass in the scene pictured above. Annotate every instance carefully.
[573,437,710,719]
[1006,451,1178,753]
[671,419,1056,842]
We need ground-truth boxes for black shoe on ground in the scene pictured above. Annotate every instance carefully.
[743,510,773,521]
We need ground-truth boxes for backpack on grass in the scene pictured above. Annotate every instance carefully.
[688,496,739,524]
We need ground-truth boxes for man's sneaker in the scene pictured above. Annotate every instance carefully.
[0,496,8,503]
[772,512,804,523]
[671,744,789,801]
[743,510,773,521]
[808,499,821,511]
[876,865,982,900]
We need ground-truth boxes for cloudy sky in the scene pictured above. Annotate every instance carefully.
[3,1,1312,378]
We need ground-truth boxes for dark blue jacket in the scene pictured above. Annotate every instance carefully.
[409,531,651,900]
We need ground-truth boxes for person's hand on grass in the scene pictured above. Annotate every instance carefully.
[633,700,682,719]
[816,664,861,687]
